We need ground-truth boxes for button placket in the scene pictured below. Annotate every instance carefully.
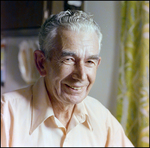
[63,133,71,147]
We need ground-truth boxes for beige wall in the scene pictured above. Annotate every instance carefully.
[1,37,38,94]
[84,1,121,115]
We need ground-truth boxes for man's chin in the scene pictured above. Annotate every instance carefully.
[62,93,87,105]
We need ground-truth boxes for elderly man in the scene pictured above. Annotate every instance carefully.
[1,10,134,147]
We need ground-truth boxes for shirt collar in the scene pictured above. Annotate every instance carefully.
[29,77,93,134]
[74,100,93,131]
[29,77,54,134]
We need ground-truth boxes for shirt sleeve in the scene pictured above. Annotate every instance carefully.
[105,110,134,147]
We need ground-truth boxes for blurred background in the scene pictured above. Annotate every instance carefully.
[1,1,149,147]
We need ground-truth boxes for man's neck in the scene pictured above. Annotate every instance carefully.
[51,101,75,128]
[44,79,75,128]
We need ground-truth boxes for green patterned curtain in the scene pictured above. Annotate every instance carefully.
[116,1,149,147]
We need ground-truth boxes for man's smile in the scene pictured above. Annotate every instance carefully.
[65,84,83,90]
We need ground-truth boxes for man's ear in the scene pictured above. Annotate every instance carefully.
[97,57,101,68]
[34,50,47,77]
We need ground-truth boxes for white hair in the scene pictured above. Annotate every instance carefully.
[39,10,102,59]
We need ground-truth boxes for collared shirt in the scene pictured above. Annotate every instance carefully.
[1,77,134,147]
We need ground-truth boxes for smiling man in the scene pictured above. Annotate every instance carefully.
[1,10,134,147]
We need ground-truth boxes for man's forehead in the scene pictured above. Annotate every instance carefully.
[60,50,100,59]
[53,29,100,56]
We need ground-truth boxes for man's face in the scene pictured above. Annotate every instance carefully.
[44,29,101,105]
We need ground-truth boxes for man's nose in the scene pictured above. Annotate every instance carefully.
[72,62,87,81]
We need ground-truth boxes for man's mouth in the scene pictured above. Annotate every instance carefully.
[66,84,82,90]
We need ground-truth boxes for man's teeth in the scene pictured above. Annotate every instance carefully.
[69,85,82,90]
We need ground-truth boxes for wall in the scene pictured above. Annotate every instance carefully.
[84,1,121,115]
[1,36,38,94]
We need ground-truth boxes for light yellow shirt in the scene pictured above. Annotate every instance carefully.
[1,77,134,147]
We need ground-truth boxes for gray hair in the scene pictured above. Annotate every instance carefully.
[38,10,102,59]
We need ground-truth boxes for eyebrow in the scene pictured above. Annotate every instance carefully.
[61,51,100,60]
[88,55,100,60]
[61,51,76,57]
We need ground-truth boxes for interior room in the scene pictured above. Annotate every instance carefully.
[1,1,149,147]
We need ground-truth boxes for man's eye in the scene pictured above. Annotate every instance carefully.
[66,58,72,61]
[86,60,96,67]
[87,60,94,63]
[62,58,74,64]
[87,60,95,64]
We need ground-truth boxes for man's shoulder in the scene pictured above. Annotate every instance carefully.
[1,85,33,104]
[84,95,109,114]
[84,95,107,107]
